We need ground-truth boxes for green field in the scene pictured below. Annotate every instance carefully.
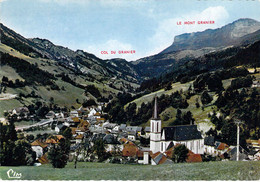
[0,161,260,180]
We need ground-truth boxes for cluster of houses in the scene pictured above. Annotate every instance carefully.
[204,136,260,161]
[6,97,260,165]
[6,107,30,120]
[28,104,148,164]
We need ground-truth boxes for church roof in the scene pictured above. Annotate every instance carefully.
[162,125,202,141]
[152,95,159,120]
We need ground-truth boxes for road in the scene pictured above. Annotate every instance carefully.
[15,119,53,131]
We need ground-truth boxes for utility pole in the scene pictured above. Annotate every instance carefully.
[234,119,243,161]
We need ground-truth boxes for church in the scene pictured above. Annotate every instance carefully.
[149,96,204,164]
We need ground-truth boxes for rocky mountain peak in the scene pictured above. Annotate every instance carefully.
[161,18,260,54]
[31,38,55,49]
[228,18,260,38]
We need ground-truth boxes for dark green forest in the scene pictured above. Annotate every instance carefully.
[139,41,260,92]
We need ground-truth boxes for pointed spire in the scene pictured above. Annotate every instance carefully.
[153,95,158,119]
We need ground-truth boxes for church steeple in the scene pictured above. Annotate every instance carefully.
[150,95,162,153]
[153,95,158,119]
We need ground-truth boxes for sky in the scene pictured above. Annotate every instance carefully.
[1,0,260,61]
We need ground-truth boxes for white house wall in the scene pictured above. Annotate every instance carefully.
[32,146,43,159]
[161,139,204,154]
[89,109,97,116]
[128,135,136,141]
[105,144,123,152]
[204,145,215,156]
[138,152,149,165]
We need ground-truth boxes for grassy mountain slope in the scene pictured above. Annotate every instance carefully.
[0,23,141,84]
[128,70,260,134]
[138,39,260,92]
[0,42,137,116]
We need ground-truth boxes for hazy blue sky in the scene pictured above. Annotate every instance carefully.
[1,0,260,61]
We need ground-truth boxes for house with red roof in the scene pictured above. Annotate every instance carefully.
[215,141,229,156]
[93,112,101,119]
[150,151,172,165]
[38,153,49,164]
[45,135,65,147]
[122,142,138,157]
[186,150,202,163]
[137,147,150,164]
[75,134,84,143]
[31,139,48,159]
[255,151,260,161]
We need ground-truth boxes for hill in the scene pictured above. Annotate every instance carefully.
[0,26,139,116]
[0,23,140,83]
[127,69,260,128]
[139,39,260,92]
[161,18,260,54]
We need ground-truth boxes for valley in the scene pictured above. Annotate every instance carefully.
[0,17,260,175]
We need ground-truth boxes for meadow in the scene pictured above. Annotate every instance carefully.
[1,161,260,180]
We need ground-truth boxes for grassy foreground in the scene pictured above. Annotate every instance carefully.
[1,161,260,180]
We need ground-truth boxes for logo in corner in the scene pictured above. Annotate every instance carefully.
[7,169,22,179]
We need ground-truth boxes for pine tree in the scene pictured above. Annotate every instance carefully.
[93,139,110,162]
[0,123,35,166]
[201,91,213,105]
[172,144,189,163]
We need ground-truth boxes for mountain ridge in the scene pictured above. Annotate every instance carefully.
[134,18,260,79]
[0,23,141,84]
[1,18,260,83]
[161,18,260,54]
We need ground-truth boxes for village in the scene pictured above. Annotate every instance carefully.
[2,96,260,167]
